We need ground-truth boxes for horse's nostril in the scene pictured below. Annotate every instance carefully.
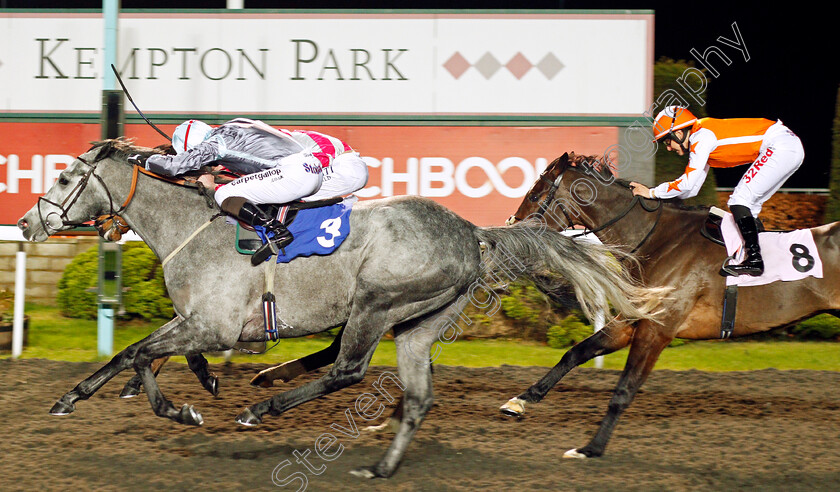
[17,218,28,230]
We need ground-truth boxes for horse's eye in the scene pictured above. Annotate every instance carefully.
[58,176,70,186]
[528,194,540,203]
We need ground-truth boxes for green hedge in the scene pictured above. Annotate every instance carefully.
[57,243,173,320]
[827,85,840,222]
[789,314,840,340]
[0,288,13,323]
[546,314,593,349]
[498,279,840,347]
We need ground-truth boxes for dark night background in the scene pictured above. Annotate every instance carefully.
[2,1,837,188]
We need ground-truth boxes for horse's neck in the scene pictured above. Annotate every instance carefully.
[581,187,704,253]
[117,169,223,261]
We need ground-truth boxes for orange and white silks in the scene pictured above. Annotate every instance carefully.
[650,118,804,216]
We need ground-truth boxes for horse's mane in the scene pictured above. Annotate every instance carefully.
[86,138,175,162]
[560,151,711,213]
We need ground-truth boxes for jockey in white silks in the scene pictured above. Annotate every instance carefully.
[137,118,368,263]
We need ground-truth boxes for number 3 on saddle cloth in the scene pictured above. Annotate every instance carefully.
[250,196,356,264]
[237,196,355,342]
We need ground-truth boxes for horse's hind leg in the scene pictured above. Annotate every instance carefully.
[248,325,406,431]
[235,314,391,426]
[565,320,671,458]
[350,317,439,479]
[250,326,345,387]
[501,321,634,416]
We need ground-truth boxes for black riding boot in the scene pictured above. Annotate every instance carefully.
[722,205,764,277]
[222,198,294,265]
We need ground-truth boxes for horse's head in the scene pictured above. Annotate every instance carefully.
[507,151,622,230]
[17,139,160,241]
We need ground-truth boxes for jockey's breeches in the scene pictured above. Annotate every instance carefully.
[214,153,323,206]
[303,152,369,202]
[727,122,805,216]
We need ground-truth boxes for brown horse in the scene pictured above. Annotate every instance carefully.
[501,151,840,458]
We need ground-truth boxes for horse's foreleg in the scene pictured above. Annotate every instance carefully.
[120,355,218,398]
[363,390,406,433]
[49,346,141,416]
[129,322,229,426]
[565,321,672,459]
[133,353,204,426]
[119,355,170,398]
[51,317,182,415]
[250,326,345,387]
[186,353,219,396]
[501,321,634,417]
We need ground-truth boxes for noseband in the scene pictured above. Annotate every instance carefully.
[508,167,577,227]
[510,162,662,253]
[36,153,146,240]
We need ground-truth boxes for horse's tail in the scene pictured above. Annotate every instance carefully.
[473,222,668,323]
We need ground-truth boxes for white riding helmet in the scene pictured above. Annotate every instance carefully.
[172,120,212,154]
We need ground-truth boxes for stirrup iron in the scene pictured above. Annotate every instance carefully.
[719,255,738,277]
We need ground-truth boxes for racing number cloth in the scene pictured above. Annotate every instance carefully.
[255,198,355,264]
[720,213,823,287]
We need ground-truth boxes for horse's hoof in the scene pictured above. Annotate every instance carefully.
[349,466,383,479]
[119,383,142,399]
[249,372,274,388]
[204,375,219,397]
[49,400,75,416]
[178,404,204,426]
[363,418,400,434]
[563,448,589,459]
[235,408,262,427]
[500,397,526,417]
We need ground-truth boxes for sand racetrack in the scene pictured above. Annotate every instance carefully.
[2,359,840,491]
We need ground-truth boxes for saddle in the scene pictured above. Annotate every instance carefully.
[701,207,823,338]
[700,206,766,246]
[235,197,343,253]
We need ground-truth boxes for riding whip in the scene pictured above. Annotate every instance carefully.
[110,64,171,141]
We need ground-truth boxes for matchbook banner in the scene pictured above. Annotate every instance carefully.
[0,123,617,226]
[0,12,652,116]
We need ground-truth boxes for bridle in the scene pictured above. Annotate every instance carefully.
[509,160,663,254]
[37,155,110,234]
[36,148,203,241]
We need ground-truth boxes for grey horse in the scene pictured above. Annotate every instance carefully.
[17,139,664,478]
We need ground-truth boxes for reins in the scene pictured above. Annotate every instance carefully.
[94,161,214,241]
[160,213,223,268]
[572,195,662,253]
[520,160,663,254]
[39,146,218,247]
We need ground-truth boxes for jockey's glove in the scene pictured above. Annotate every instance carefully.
[127,154,147,167]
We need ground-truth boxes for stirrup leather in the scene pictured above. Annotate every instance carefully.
[251,229,294,265]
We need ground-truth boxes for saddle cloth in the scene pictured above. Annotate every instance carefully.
[254,196,356,264]
[720,212,823,287]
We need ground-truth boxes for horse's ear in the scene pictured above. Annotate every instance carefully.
[86,141,114,163]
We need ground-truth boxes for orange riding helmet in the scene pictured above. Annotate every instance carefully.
[652,106,697,144]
